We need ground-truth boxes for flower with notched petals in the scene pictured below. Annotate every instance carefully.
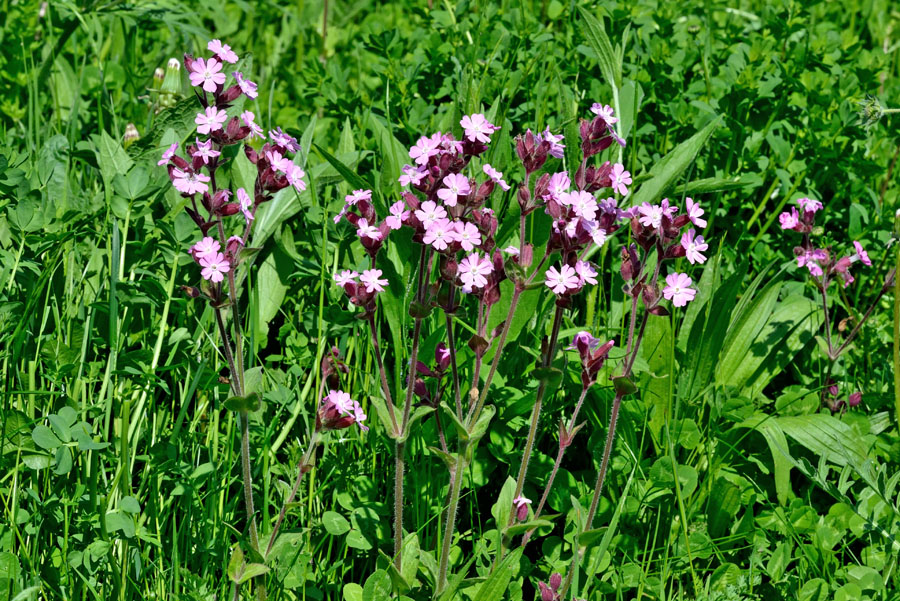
[359,269,388,293]
[483,163,511,191]
[233,71,258,98]
[686,197,707,228]
[437,173,470,207]
[663,272,696,307]
[158,142,178,166]
[460,113,498,144]
[195,106,228,134]
[188,57,226,93]
[208,39,239,64]
[386,201,409,230]
[681,229,708,264]
[333,270,358,287]
[545,265,579,295]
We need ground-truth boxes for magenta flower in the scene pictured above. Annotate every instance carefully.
[189,57,226,93]
[208,39,239,64]
[269,128,299,152]
[681,229,708,264]
[360,269,388,293]
[545,265,580,294]
[575,261,598,285]
[356,218,382,241]
[241,111,264,138]
[193,138,220,164]
[541,128,566,159]
[685,197,707,229]
[414,200,447,229]
[237,188,254,224]
[611,163,632,196]
[345,189,372,206]
[460,113,498,144]
[353,403,369,431]
[284,163,307,193]
[569,331,601,352]
[195,106,227,134]
[423,218,457,251]
[797,197,823,214]
[399,164,427,187]
[545,172,571,200]
[265,149,292,174]
[158,142,178,166]
[778,207,800,230]
[663,272,697,307]
[590,103,618,126]
[386,201,409,230]
[483,164,511,191]
[327,389,355,415]
[568,190,598,220]
[458,252,493,289]
[172,168,210,195]
[512,495,532,521]
[333,270,358,287]
[797,249,827,277]
[200,252,231,283]
[437,173,471,207]
[852,241,872,266]
[455,221,482,251]
[409,133,441,165]
[638,203,664,229]
[191,237,220,260]
[233,71,258,99]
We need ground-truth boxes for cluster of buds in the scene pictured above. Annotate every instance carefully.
[569,331,616,389]
[412,344,452,407]
[315,390,368,432]
[823,381,863,413]
[779,197,872,286]
[157,40,306,300]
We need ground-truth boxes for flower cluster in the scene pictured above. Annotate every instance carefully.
[779,197,871,286]
[158,40,306,295]
[316,389,368,432]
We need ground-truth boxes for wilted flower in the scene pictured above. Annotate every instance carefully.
[233,71,258,98]
[483,164,511,191]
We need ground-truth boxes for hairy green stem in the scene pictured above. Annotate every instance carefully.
[265,430,319,557]
[437,451,466,592]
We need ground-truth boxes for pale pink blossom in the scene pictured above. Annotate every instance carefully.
[590,103,618,126]
[660,198,678,218]
[208,39,238,64]
[458,252,493,289]
[241,111,264,138]
[237,188,254,224]
[386,201,409,230]
[545,172,571,200]
[193,138,220,164]
[356,218,382,241]
[512,495,532,521]
[195,106,228,134]
[327,389,355,415]
[611,163,631,196]
[797,249,827,277]
[541,128,566,158]
[233,71,258,99]
[503,245,520,256]
[437,173,470,207]
[353,403,369,431]
[483,164,511,191]
[200,252,231,283]
[460,113,498,144]
[409,133,441,165]
[797,197,823,214]
[265,149,292,174]
[284,163,307,193]
[158,142,178,166]
[852,241,871,266]
[455,221,482,251]
[545,265,580,294]
[333,270,358,287]
[779,207,800,230]
[638,203,664,229]
[191,237,220,260]
[591,227,608,247]
[172,168,210,195]
[567,190,598,220]
[189,57,226,93]
[681,229,708,264]
[686,197,707,228]
[575,261,598,285]
[360,269,388,293]
[414,200,447,229]
[269,127,299,152]
[399,164,427,187]
[663,273,697,307]
[423,218,457,251]
[345,189,372,206]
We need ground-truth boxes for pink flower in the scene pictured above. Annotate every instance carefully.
[570,331,602,352]
[356,218,382,241]
[441,133,464,154]
[567,190,598,220]
[638,203,664,229]
[797,249,826,277]
[681,229,708,264]
[779,207,800,230]
[545,172,571,200]
[611,163,631,196]
[333,207,347,224]
[172,168,210,195]
[241,111,264,138]
[386,201,409,230]
[423,218,457,251]
[200,252,231,283]
[512,495,531,521]
[852,241,871,266]
[414,200,447,229]
[269,127,299,152]
[284,163,307,193]
[483,164,511,191]
[409,133,441,165]
[455,221,482,251]
[333,270,358,287]
[195,106,227,134]
[575,261,598,285]
[685,197,707,228]
[545,265,580,294]
[327,389,355,415]
[188,57,226,93]
[437,173,470,207]
[208,39,239,64]
[193,138,220,164]
[663,272,697,307]
[503,245,520,256]
[460,113,498,144]
[591,227,608,247]
[660,198,678,218]
[353,403,369,431]
[541,128,566,159]
[191,237,220,260]
[158,142,178,166]
[237,188,254,224]
[360,269,388,293]
[345,189,372,206]
[399,164,427,187]
[265,149,292,174]
[797,197,823,214]
[458,252,493,289]
[590,103,618,126]
[233,71,258,99]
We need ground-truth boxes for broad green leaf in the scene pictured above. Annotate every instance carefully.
[31,425,62,450]
[641,315,672,446]
[736,415,792,504]
[579,8,620,89]
[361,569,392,601]
[322,511,351,536]
[775,414,868,468]
[472,547,523,601]
[256,253,289,335]
[96,130,134,186]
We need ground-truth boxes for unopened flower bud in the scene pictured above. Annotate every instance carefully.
[152,67,165,91]
[122,123,140,149]
[162,58,183,95]
[848,391,862,407]
[512,495,531,522]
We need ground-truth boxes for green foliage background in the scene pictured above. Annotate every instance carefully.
[1,1,899,600]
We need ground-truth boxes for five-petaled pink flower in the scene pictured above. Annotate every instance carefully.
[233,71,258,99]
[797,249,827,277]
[797,197,823,214]
[269,127,299,152]
[191,237,220,260]
[460,113,498,144]
[409,133,441,165]
[333,269,358,287]
[852,241,871,266]
[458,252,493,289]
[195,106,227,134]
[545,172,571,200]
[541,128,566,159]
[455,221,482,251]
[483,164,511,191]
[567,190,598,220]
[686,197,707,228]
[575,261,598,285]
[423,218,457,251]
[779,207,800,230]
[611,163,631,196]
[545,265,580,294]
[360,269,388,293]
[193,138,220,164]
[681,229,708,264]
[284,163,307,193]
[356,218,382,241]
[663,272,697,307]
[158,142,178,166]
[189,57,226,93]
[237,188,254,224]
[437,173,470,207]
[208,39,239,64]
[590,103,618,126]
[265,149,292,174]
[399,164,427,187]
[386,201,409,230]
[241,111,264,138]
[638,203,664,229]
[345,189,372,206]
[414,200,447,229]
[200,252,231,283]
[172,168,210,195]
